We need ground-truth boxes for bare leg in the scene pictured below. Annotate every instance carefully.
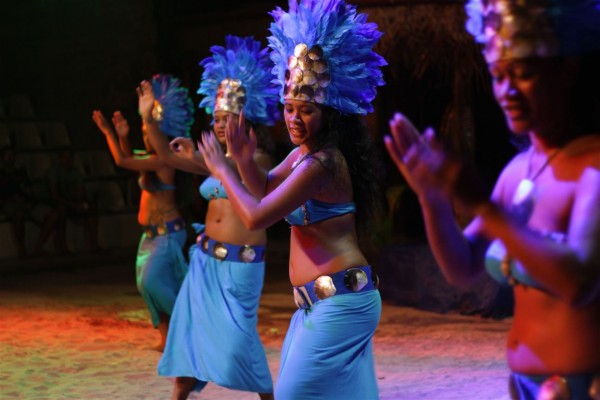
[172,377,196,400]
[259,393,274,400]
[155,314,169,352]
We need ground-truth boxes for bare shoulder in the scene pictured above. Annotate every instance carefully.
[491,148,529,200]
[579,165,600,190]
[309,147,352,200]
[310,146,346,168]
[574,134,600,168]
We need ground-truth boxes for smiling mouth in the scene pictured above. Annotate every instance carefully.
[289,128,305,136]
[502,105,527,120]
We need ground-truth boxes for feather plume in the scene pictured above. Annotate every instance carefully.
[151,74,195,138]
[197,35,280,126]
[268,0,387,115]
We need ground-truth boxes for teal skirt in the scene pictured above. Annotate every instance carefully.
[276,289,382,399]
[157,244,273,393]
[135,229,188,327]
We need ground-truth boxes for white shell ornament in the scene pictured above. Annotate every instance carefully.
[314,276,337,300]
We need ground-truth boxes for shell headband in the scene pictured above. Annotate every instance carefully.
[268,0,387,115]
[465,0,600,63]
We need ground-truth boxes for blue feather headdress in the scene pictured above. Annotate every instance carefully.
[465,0,600,63]
[198,35,281,126]
[150,74,195,138]
[268,0,387,115]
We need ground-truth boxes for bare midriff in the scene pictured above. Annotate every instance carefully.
[507,286,600,374]
[137,190,181,226]
[288,213,368,286]
[204,198,267,246]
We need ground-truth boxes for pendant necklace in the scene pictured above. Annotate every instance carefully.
[501,146,562,285]
[511,146,562,224]
[291,151,312,170]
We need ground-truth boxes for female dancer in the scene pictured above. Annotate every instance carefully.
[195,1,387,398]
[138,36,280,400]
[385,0,600,398]
[92,74,194,351]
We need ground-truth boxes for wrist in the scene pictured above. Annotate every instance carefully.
[142,116,155,126]
[140,111,155,125]
[237,156,253,169]
[417,188,447,208]
[215,162,234,182]
[475,200,507,238]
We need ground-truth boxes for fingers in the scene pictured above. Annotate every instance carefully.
[239,109,246,133]
[383,135,404,168]
[423,127,440,150]
[113,111,126,123]
[196,136,208,159]
[225,128,234,153]
[206,131,223,156]
[91,110,105,125]
[249,126,257,146]
[388,113,411,161]
[136,81,153,97]
[207,131,221,153]
[388,113,415,158]
[226,113,235,133]
[199,131,217,158]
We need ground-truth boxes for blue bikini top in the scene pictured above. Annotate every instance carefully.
[485,231,566,289]
[285,198,356,226]
[199,176,228,201]
[138,173,175,193]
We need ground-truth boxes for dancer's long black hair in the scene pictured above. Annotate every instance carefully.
[306,106,384,237]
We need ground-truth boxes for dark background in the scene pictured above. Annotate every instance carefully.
[0,0,516,261]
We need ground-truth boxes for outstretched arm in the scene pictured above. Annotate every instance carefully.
[226,110,268,197]
[92,110,163,171]
[136,80,209,175]
[386,112,600,304]
[198,132,327,230]
[227,110,293,197]
[385,112,488,287]
[112,111,132,156]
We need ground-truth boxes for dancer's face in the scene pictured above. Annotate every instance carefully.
[213,111,237,145]
[283,99,323,147]
[489,57,576,135]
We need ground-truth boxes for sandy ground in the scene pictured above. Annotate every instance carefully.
[0,249,512,400]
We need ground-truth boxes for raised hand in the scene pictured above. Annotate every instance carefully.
[112,111,130,138]
[226,109,256,164]
[385,112,486,209]
[136,80,155,122]
[384,112,445,196]
[196,131,231,179]
[92,110,113,136]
